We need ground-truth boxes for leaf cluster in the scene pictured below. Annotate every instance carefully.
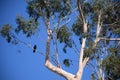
[57,26,73,53]
[0,24,18,44]
[63,58,72,67]
[102,55,120,80]
[72,20,83,36]
[26,0,72,20]
[108,47,118,54]
[0,24,12,43]
[15,15,39,37]
[84,48,96,59]
[57,26,72,45]
[0,24,11,37]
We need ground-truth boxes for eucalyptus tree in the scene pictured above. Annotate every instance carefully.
[0,0,120,80]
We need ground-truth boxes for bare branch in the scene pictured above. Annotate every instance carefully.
[45,18,52,61]
[75,38,86,79]
[67,1,82,21]
[45,60,75,80]
[100,38,120,41]
[93,10,102,48]
[77,0,85,24]
[45,17,75,79]
[59,18,71,28]
[83,57,89,68]
[53,28,61,68]
[10,33,45,56]
[102,22,117,26]
[77,0,88,33]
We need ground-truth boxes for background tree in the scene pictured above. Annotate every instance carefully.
[0,0,120,80]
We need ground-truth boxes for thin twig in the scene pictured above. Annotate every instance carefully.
[77,0,85,23]
[100,38,120,41]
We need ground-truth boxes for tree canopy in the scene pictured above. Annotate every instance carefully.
[0,0,120,80]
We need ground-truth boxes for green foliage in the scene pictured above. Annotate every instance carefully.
[63,59,71,67]
[107,24,120,36]
[57,26,72,45]
[0,24,12,43]
[26,0,45,20]
[72,19,83,36]
[0,0,120,79]
[26,0,72,20]
[57,26,70,43]
[113,27,120,35]
[0,24,11,37]
[15,15,39,37]
[83,2,93,15]
[57,26,73,53]
[84,48,96,59]
[84,38,95,59]
[92,0,105,11]
[0,24,18,44]
[102,55,120,80]
[108,47,118,54]
[100,1,120,36]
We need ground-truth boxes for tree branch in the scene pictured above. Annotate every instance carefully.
[67,1,82,22]
[76,9,102,80]
[75,1,89,79]
[77,0,88,33]
[53,28,61,68]
[10,33,45,56]
[83,57,89,68]
[93,10,102,48]
[45,18,75,80]
[45,18,52,61]
[100,38,120,41]
[77,0,85,23]
[76,38,86,79]
[45,60,75,80]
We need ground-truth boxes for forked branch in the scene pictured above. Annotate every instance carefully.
[45,18,75,80]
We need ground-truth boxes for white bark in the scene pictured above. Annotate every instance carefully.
[75,1,89,80]
[45,60,75,80]
[100,38,120,41]
[45,18,76,80]
[44,1,120,80]
[93,10,102,48]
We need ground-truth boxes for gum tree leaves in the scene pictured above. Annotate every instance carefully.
[84,48,96,59]
[0,24,11,37]
[102,45,120,79]
[83,2,93,15]
[26,0,44,21]
[63,58,72,67]
[15,15,39,37]
[72,20,83,36]
[0,24,11,43]
[57,26,70,43]
[0,24,18,44]
[102,55,120,80]
[26,0,72,20]
[108,47,118,54]
[56,26,72,53]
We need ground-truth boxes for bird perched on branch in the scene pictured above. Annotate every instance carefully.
[33,45,37,53]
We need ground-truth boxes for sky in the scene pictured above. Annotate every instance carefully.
[0,0,92,80]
